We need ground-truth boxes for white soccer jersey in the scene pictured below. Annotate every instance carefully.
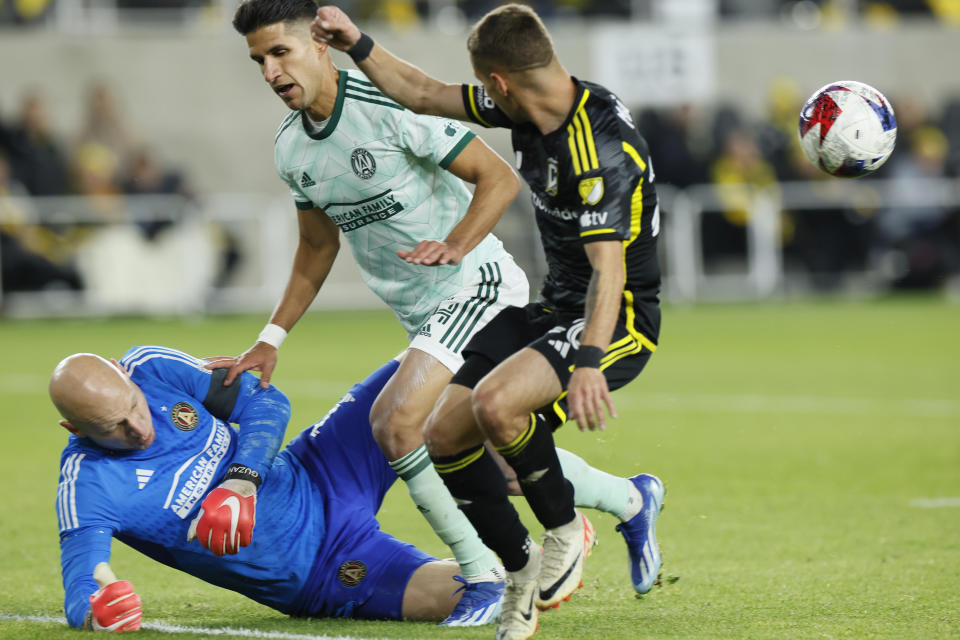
[274,69,512,334]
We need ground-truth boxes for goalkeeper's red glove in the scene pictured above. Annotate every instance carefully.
[187,486,256,556]
[89,580,142,632]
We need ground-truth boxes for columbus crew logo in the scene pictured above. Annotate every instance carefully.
[170,402,199,431]
[350,148,376,179]
[337,560,367,587]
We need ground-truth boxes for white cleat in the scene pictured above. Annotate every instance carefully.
[535,510,596,610]
[495,555,541,640]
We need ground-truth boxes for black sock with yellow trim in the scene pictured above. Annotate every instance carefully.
[497,415,576,529]
[431,444,531,571]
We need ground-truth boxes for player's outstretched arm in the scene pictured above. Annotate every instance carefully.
[566,240,624,432]
[86,562,143,632]
[398,137,520,265]
[312,6,468,120]
[207,208,340,388]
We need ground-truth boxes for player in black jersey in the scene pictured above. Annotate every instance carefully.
[312,5,665,638]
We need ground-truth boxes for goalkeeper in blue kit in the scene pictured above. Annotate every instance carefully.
[51,345,647,631]
[52,346,469,630]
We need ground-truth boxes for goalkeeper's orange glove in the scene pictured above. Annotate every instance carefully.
[188,485,256,556]
[89,580,142,632]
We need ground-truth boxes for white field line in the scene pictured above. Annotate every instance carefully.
[909,497,960,508]
[0,614,383,639]
[4,374,957,419]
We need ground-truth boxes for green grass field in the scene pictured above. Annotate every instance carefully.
[1,297,958,639]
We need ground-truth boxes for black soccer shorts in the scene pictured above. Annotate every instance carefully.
[456,302,654,429]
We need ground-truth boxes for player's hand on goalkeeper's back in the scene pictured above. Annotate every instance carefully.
[205,341,277,389]
[311,6,361,51]
[87,563,142,632]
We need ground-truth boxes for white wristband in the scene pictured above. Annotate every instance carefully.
[257,323,287,349]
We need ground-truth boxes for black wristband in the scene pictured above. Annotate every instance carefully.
[224,464,262,488]
[574,345,605,369]
[347,32,374,63]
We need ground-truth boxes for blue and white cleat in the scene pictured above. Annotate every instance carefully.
[616,473,665,594]
[439,575,504,626]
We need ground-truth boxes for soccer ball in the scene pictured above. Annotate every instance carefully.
[798,80,897,178]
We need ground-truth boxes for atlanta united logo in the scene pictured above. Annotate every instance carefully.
[337,560,367,587]
[170,402,199,431]
[350,148,376,179]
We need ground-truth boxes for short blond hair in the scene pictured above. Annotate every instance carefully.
[467,4,555,74]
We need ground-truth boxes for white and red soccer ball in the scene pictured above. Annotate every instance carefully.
[798,80,897,178]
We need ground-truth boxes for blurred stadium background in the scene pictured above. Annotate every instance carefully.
[2,0,960,313]
[1,2,959,639]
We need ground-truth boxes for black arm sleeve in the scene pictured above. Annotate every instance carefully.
[202,368,241,422]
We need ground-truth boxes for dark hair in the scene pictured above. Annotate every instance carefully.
[233,0,318,35]
[467,4,554,74]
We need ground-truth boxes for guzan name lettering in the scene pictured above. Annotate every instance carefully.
[329,195,404,231]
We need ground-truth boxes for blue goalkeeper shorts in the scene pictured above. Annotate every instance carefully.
[285,360,435,619]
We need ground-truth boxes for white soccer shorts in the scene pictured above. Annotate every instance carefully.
[409,257,529,375]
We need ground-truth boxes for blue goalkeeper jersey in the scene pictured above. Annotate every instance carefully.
[56,345,319,628]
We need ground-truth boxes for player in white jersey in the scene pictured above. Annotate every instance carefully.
[212,1,527,625]
[273,71,517,337]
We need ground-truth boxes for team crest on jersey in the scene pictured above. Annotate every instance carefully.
[545,158,559,195]
[337,560,367,587]
[350,148,376,179]
[578,177,604,205]
[170,402,199,431]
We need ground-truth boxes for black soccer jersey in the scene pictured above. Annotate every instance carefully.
[462,78,661,345]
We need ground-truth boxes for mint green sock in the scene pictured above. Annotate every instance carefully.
[390,445,500,580]
[557,448,641,521]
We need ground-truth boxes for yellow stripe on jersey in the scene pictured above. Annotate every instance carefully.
[622,141,647,172]
[581,228,616,237]
[622,142,647,242]
[467,85,494,128]
[617,141,657,353]
[579,110,599,170]
[566,90,598,176]
[567,134,582,175]
[574,118,590,173]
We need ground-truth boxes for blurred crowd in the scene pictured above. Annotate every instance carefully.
[0,83,204,297]
[2,0,959,27]
[636,79,960,290]
[2,76,959,304]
